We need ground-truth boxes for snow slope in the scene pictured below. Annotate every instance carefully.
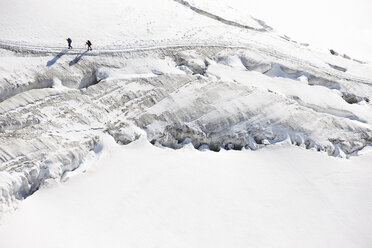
[0,0,271,48]
[0,0,372,246]
[224,0,372,62]
[0,136,372,248]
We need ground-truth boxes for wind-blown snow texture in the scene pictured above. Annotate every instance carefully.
[0,0,372,246]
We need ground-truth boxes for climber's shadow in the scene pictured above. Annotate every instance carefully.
[69,50,88,66]
[46,49,69,67]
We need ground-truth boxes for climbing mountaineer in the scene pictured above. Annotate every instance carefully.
[66,38,72,49]
[86,40,92,51]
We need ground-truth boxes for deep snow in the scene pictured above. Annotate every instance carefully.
[0,135,372,248]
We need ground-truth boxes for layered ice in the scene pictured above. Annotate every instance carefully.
[0,0,371,227]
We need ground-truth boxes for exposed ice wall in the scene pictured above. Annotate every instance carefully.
[1,43,371,213]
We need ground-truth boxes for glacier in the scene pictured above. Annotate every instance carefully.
[0,0,371,247]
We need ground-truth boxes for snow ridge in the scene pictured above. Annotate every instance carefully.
[174,0,269,32]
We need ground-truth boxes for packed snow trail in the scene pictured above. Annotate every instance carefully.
[1,39,371,102]
[0,39,251,55]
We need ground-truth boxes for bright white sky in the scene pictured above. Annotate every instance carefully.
[227,0,372,62]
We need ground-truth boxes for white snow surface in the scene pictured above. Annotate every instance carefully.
[0,0,269,48]
[0,0,372,247]
[0,135,371,248]
[226,0,372,63]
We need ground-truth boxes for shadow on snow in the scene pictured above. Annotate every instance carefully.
[69,50,89,66]
[46,49,69,67]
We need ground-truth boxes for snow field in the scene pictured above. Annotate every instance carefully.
[1,134,372,248]
[0,0,371,246]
